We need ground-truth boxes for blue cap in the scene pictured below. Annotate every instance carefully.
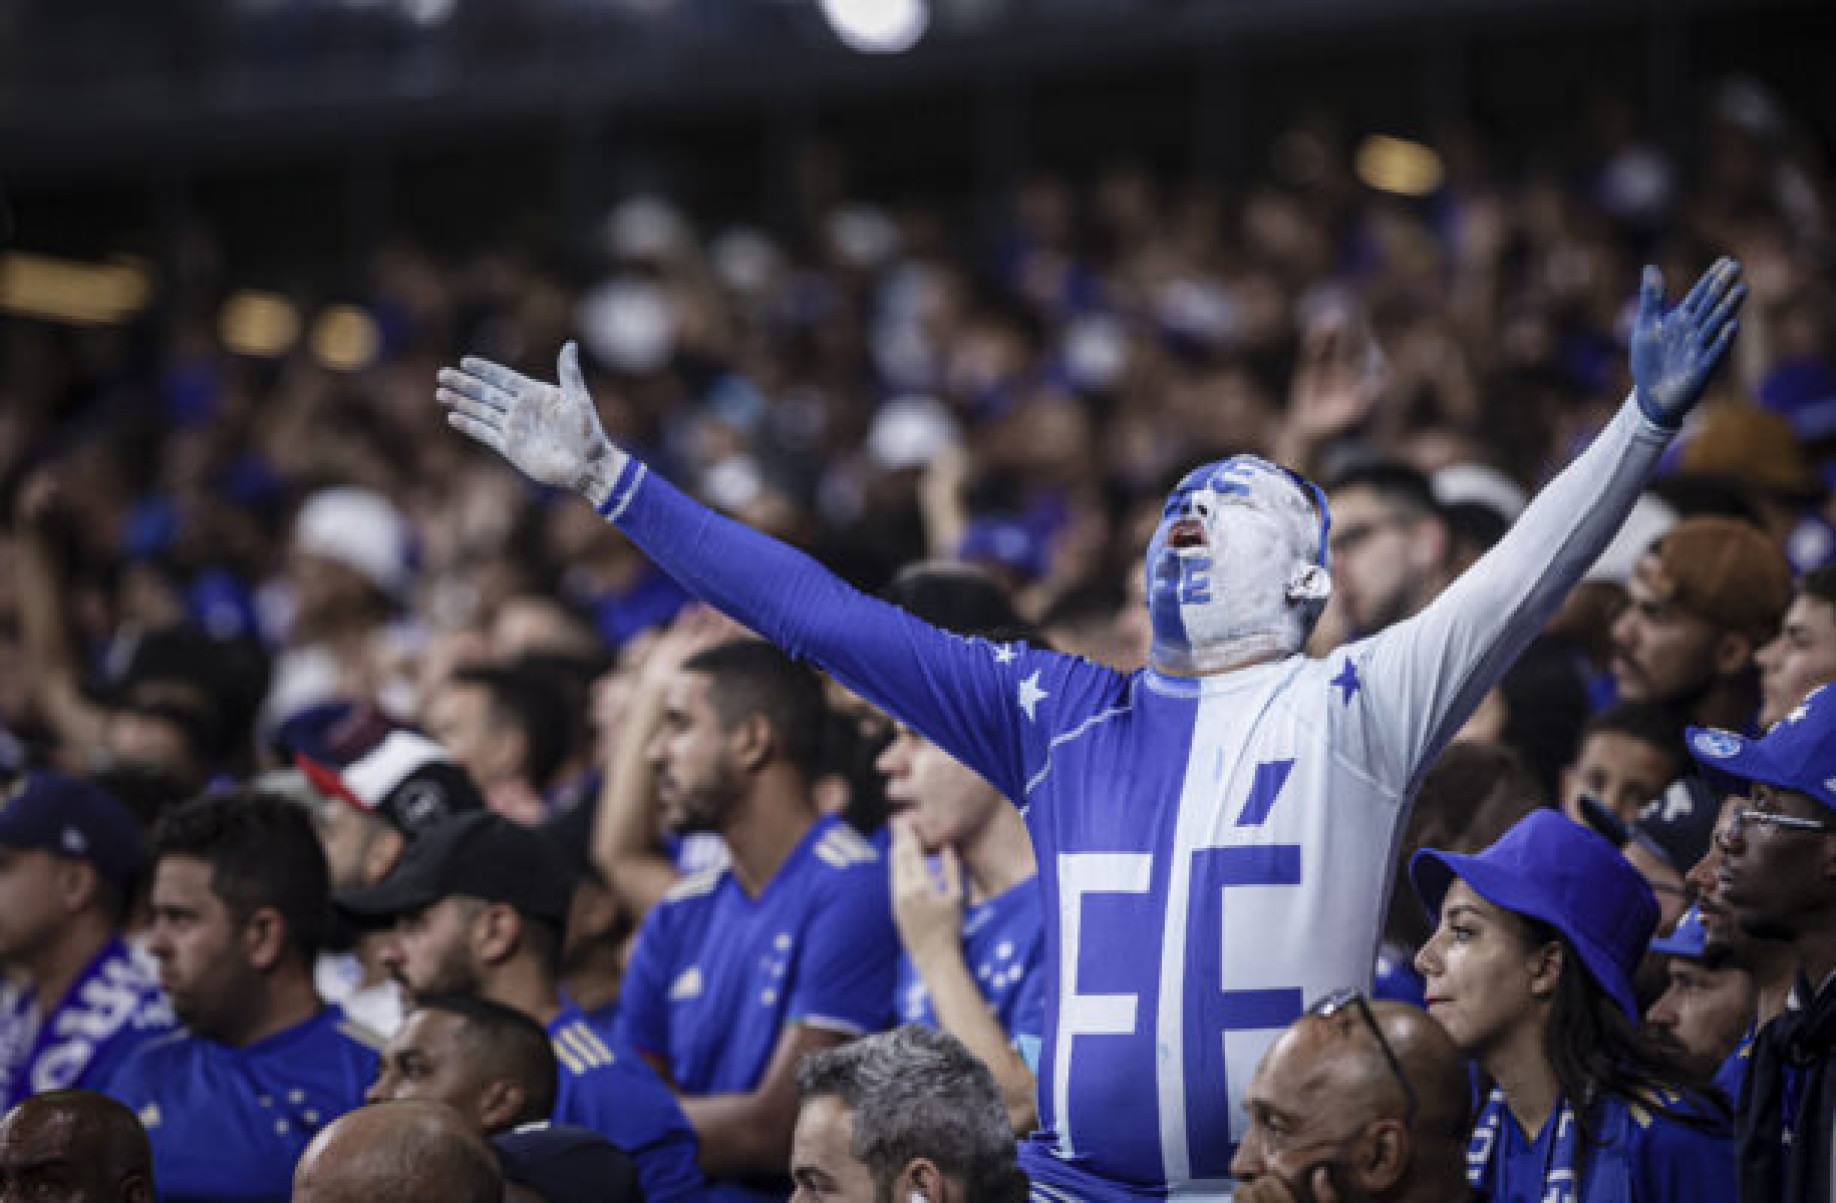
[1651,904,1708,959]
[958,516,1049,582]
[1410,809,1658,1020]
[0,772,144,886]
[1686,682,1836,813]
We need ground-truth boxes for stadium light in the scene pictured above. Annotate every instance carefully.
[0,252,151,326]
[817,0,929,54]
[1354,134,1444,198]
[219,290,302,358]
[311,305,381,372]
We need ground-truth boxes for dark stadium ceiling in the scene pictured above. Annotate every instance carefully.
[0,0,1824,182]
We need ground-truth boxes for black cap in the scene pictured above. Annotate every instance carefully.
[336,811,571,927]
[492,1123,643,1203]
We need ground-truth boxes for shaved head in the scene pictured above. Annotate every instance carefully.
[0,1089,153,1202]
[291,1101,501,1203]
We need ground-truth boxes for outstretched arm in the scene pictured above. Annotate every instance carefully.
[439,347,1117,806]
[1351,259,1747,790]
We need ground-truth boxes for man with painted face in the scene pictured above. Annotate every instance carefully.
[437,260,1746,1200]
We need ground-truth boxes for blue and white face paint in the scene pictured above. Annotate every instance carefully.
[1144,456,1332,675]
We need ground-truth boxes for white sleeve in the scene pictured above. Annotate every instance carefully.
[1344,395,1671,793]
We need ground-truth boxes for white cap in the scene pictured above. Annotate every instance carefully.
[293,487,414,598]
[1586,493,1679,585]
[1432,464,1528,523]
[867,396,959,472]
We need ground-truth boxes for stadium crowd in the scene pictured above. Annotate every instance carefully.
[1,71,1835,1203]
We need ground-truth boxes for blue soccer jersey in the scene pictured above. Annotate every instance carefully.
[897,878,1045,1041]
[596,396,1670,1197]
[0,938,174,1109]
[101,1006,380,1203]
[616,816,897,1201]
[547,1005,705,1203]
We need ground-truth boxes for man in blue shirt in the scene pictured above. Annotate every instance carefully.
[338,810,705,1203]
[102,790,381,1203]
[615,638,898,1202]
[0,772,172,1108]
[440,259,1745,1198]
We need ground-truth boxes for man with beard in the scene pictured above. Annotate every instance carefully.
[338,811,703,1203]
[439,260,1745,1198]
[100,791,379,1202]
[615,638,898,1202]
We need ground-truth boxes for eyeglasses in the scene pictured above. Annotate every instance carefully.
[1307,989,1418,1126]
[1725,807,1836,841]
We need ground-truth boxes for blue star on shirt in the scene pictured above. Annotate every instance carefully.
[1331,660,1361,706]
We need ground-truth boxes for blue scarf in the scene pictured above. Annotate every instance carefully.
[0,939,169,1108]
[1467,1087,1582,1203]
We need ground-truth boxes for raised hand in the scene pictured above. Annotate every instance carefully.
[1631,258,1747,430]
[437,342,627,507]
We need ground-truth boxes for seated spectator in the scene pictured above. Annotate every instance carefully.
[1324,463,1455,639]
[1687,682,1836,1199]
[791,1026,1027,1203]
[615,639,898,1201]
[0,1089,154,1202]
[297,715,487,1036]
[423,663,572,825]
[1755,565,1836,730]
[1646,906,1757,1082]
[291,1099,500,1203]
[1558,701,1687,829]
[101,790,381,1203]
[1609,516,1792,733]
[1412,810,1734,1200]
[493,1122,644,1203]
[1231,994,1474,1203]
[339,811,704,1203]
[0,772,172,1107]
[877,565,1043,1132]
[1582,775,1719,934]
[367,995,556,1136]
[538,802,628,1041]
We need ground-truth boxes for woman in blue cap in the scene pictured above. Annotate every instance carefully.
[1412,808,1733,1202]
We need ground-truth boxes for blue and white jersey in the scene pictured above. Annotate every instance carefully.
[0,938,173,1109]
[101,1006,380,1203]
[599,397,1671,1197]
[897,878,1045,1041]
[617,815,896,1203]
[547,1005,704,1203]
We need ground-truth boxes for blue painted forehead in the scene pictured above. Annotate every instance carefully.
[1168,456,1333,565]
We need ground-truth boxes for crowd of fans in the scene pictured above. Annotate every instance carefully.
[1,67,1834,1203]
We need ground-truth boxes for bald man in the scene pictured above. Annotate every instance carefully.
[0,1089,153,1203]
[1231,996,1474,1203]
[290,1101,500,1203]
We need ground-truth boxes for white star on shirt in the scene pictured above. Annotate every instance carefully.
[992,643,1017,664]
[1017,672,1048,721]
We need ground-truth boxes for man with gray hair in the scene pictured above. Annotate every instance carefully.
[792,1026,1028,1203]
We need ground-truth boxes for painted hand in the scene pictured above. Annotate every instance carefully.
[1630,257,1747,430]
[437,341,627,507]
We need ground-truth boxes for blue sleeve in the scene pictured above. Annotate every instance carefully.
[607,1065,707,1203]
[614,905,676,1064]
[1632,1110,1736,1203]
[786,865,898,1037]
[604,462,1124,804]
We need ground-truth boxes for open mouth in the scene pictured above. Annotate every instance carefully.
[1168,519,1207,551]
